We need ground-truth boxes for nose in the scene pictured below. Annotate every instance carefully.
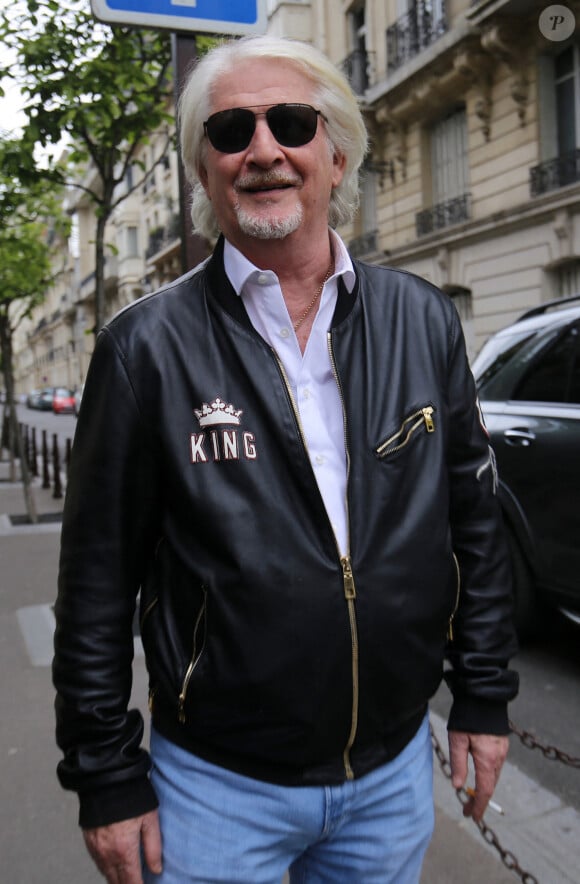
[245,115,284,166]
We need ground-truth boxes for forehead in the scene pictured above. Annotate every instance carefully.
[209,57,316,115]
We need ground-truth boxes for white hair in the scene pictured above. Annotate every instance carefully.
[178,35,369,242]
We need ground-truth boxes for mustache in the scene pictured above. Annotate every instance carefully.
[235,171,303,191]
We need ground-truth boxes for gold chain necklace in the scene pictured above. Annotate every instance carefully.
[292,259,335,332]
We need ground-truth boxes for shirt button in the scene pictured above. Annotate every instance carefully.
[303,388,311,399]
[280,327,291,338]
[257,273,269,285]
[315,455,325,465]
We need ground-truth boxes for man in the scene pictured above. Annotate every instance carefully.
[53,35,518,884]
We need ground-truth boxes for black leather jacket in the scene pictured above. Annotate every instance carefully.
[53,239,518,828]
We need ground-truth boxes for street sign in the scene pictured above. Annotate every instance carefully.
[90,0,268,35]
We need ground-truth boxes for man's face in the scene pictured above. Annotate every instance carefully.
[197,58,346,250]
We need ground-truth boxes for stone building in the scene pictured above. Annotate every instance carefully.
[12,0,580,392]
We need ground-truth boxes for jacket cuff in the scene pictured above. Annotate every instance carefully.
[78,776,159,829]
[447,696,511,736]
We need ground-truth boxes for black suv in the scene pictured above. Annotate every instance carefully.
[472,295,580,638]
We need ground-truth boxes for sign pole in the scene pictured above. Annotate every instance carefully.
[172,33,210,273]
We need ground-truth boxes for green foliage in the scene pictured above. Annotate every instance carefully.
[0,0,173,334]
[0,136,67,321]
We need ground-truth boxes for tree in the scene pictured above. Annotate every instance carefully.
[0,0,173,337]
[0,136,69,520]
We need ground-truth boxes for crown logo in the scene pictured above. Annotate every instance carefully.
[194,397,243,428]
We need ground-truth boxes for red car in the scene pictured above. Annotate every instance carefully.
[52,387,76,415]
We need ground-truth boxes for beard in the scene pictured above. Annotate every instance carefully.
[235,203,303,240]
[234,171,304,240]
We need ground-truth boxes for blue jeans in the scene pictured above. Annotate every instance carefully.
[144,713,434,883]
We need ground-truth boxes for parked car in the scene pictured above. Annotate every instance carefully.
[51,387,76,415]
[26,389,42,409]
[73,384,84,417]
[472,294,580,637]
[37,388,56,411]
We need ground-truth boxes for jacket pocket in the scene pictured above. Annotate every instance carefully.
[178,587,208,723]
[375,405,435,460]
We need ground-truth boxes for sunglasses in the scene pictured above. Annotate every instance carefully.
[203,103,327,154]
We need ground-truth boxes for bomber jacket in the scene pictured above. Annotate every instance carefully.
[53,237,519,828]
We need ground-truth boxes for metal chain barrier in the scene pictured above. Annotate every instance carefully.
[509,720,580,769]
[430,723,540,884]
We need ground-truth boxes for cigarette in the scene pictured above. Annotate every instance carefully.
[465,787,504,815]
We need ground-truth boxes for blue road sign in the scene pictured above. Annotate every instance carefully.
[91,0,268,35]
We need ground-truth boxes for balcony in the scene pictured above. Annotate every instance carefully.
[387,0,448,73]
[530,150,580,197]
[146,214,182,261]
[340,49,375,95]
[416,193,470,237]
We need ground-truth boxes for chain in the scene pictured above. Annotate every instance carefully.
[430,723,540,884]
[509,720,580,768]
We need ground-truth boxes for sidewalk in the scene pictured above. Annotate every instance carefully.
[1,459,577,883]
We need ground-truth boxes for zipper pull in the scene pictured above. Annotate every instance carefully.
[178,693,186,724]
[422,407,435,433]
[341,556,356,599]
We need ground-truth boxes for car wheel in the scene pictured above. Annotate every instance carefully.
[506,527,540,640]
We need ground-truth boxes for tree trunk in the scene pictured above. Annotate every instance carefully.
[0,312,38,523]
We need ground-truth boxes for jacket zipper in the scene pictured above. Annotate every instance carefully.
[178,588,207,724]
[447,553,461,642]
[327,333,359,781]
[376,406,435,459]
[272,343,359,780]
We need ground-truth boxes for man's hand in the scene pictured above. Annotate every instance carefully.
[83,809,162,883]
[448,730,509,822]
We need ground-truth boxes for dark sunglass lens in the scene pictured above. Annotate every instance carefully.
[206,108,256,153]
[267,105,318,147]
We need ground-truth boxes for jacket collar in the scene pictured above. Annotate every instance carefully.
[205,235,358,331]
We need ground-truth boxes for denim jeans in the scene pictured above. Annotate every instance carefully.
[144,712,433,884]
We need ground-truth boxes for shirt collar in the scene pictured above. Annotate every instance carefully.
[223,229,356,297]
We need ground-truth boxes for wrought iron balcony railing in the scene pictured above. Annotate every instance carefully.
[387,0,448,73]
[416,192,470,237]
[349,230,378,258]
[340,49,375,95]
[530,149,580,197]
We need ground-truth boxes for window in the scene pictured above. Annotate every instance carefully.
[514,324,580,404]
[555,45,580,156]
[533,44,580,195]
[557,260,580,298]
[416,107,470,235]
[127,226,139,258]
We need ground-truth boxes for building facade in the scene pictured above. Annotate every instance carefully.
[12,0,580,393]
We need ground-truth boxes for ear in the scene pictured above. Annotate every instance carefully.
[197,162,210,195]
[331,150,347,188]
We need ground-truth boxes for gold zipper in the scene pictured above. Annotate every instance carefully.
[447,554,461,642]
[178,590,207,724]
[327,333,359,781]
[376,406,435,459]
[272,340,360,781]
[340,554,359,780]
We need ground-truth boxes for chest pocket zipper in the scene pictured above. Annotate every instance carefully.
[375,406,435,459]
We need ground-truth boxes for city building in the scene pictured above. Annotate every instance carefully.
[11,0,580,393]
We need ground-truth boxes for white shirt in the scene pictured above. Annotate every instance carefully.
[223,231,356,556]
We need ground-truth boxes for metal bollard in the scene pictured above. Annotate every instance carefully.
[30,427,38,477]
[42,430,50,489]
[52,433,63,499]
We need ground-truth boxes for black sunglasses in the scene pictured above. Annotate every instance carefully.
[203,103,327,154]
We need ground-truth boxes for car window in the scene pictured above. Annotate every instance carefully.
[513,323,580,404]
[476,326,563,400]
